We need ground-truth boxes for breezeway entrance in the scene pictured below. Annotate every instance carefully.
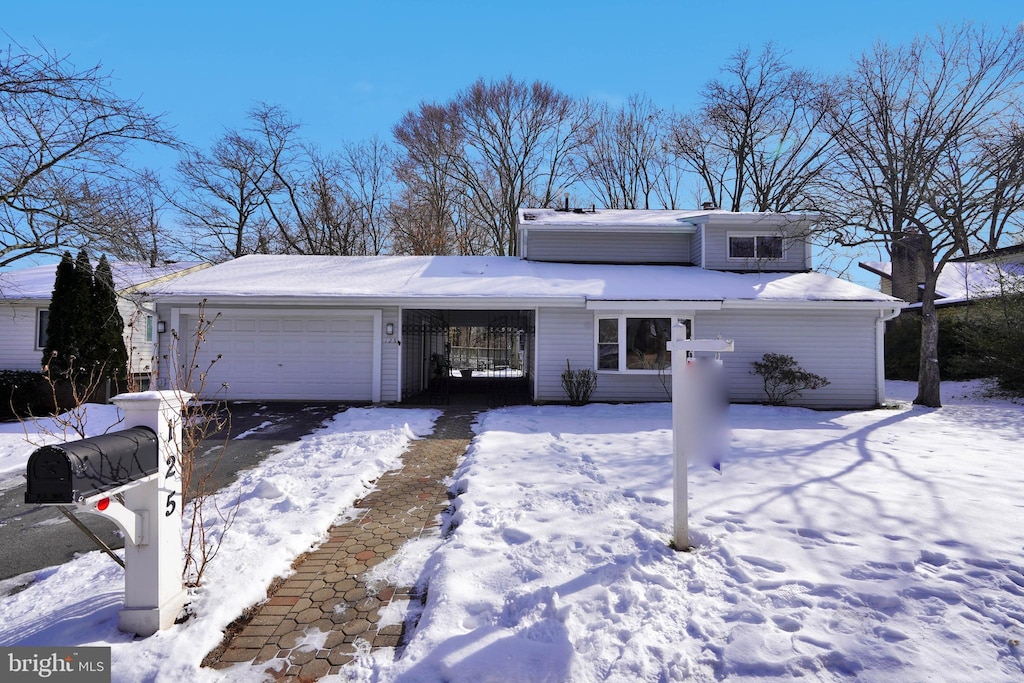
[401,309,534,406]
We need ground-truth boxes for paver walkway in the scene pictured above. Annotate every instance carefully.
[203,406,476,680]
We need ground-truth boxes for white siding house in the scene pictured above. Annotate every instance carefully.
[151,210,903,408]
[0,262,208,381]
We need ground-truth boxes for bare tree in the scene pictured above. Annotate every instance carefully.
[393,77,591,255]
[828,23,1024,407]
[932,118,1024,255]
[247,104,391,256]
[339,137,396,255]
[78,170,177,265]
[0,42,176,267]
[175,131,275,261]
[578,94,668,209]
[452,77,592,254]
[392,103,471,254]
[669,44,837,212]
[245,103,311,254]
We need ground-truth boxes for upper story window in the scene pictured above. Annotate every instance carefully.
[729,234,784,260]
[37,309,49,349]
[598,316,684,372]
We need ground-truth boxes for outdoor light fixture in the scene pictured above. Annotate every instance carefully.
[385,322,395,336]
[156,321,166,334]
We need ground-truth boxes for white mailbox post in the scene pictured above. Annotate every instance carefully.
[24,391,191,636]
[25,390,192,636]
[110,390,191,636]
[667,323,733,550]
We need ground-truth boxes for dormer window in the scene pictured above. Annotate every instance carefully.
[729,234,784,260]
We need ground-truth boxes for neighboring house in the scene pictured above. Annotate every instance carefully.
[152,209,903,409]
[860,242,1024,309]
[0,261,209,385]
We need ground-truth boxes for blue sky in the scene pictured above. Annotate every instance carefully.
[1,1,1021,279]
[4,0,1019,171]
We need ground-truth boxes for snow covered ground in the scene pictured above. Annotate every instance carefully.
[1,382,1023,681]
[0,406,440,681]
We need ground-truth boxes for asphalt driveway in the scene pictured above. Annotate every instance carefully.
[0,401,350,585]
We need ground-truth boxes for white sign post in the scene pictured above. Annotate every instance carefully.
[109,390,191,636]
[667,323,733,550]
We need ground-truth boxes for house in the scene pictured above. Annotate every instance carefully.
[860,242,1024,309]
[0,261,208,386]
[150,210,902,409]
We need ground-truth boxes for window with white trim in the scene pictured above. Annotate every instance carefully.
[728,234,784,260]
[145,315,154,342]
[36,309,49,349]
[597,316,687,372]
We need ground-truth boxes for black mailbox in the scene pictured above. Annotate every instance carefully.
[25,426,159,505]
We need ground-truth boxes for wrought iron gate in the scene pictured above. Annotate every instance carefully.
[402,310,534,406]
[402,312,451,405]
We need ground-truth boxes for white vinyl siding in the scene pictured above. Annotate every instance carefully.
[0,300,154,376]
[0,304,45,370]
[380,307,400,402]
[535,305,880,408]
[704,228,808,271]
[695,308,880,409]
[526,231,694,264]
[691,225,704,267]
[122,300,157,377]
[535,307,675,403]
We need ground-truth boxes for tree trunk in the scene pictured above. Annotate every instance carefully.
[915,271,942,407]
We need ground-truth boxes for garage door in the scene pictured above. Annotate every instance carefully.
[183,310,380,401]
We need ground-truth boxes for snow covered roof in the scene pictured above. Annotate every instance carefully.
[860,260,1024,307]
[0,261,209,301]
[517,208,821,229]
[155,255,899,307]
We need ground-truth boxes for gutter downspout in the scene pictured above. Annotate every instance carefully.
[876,306,904,405]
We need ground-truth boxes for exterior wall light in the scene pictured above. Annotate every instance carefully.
[385,322,395,336]
[156,321,166,334]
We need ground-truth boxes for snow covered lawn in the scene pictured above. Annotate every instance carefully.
[1,382,1023,682]
[358,382,1024,682]
[0,406,440,682]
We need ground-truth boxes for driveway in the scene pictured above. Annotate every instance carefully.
[0,402,349,585]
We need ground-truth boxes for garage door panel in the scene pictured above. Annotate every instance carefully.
[187,312,377,401]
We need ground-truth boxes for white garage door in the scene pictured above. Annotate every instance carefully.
[183,310,380,401]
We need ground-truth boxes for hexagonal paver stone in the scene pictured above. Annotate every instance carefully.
[328,648,354,667]
[295,608,323,624]
[201,408,475,676]
[288,647,317,666]
[300,657,331,679]
[341,618,371,636]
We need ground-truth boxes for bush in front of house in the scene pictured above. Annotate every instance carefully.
[561,360,597,405]
[0,370,52,420]
[750,353,830,406]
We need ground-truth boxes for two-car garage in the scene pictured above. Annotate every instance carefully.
[171,309,381,402]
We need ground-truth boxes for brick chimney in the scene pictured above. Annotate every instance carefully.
[891,233,926,303]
